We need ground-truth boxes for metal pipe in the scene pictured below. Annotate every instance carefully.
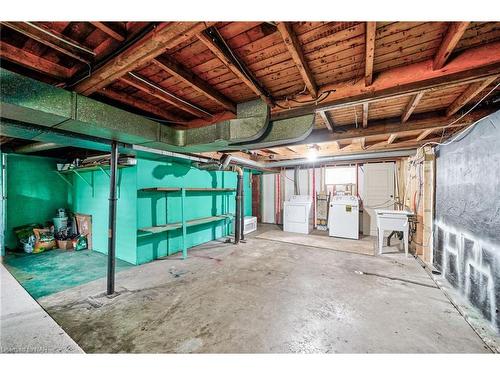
[24,22,96,55]
[13,142,63,154]
[106,141,118,296]
[128,72,213,117]
[233,165,243,245]
[1,152,6,256]
[265,149,417,168]
[240,170,245,241]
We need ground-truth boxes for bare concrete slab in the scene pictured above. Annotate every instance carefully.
[37,232,490,353]
[0,263,83,353]
[256,229,376,255]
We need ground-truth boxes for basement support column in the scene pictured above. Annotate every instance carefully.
[240,171,245,242]
[107,141,118,296]
[234,166,243,244]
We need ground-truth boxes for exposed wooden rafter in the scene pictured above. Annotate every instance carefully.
[318,111,334,132]
[272,41,500,120]
[90,22,126,42]
[294,109,490,146]
[401,90,426,123]
[1,21,95,64]
[416,128,435,141]
[152,56,236,113]
[387,134,398,144]
[276,22,318,98]
[75,22,215,95]
[99,87,186,122]
[197,30,273,106]
[446,75,498,116]
[0,41,73,79]
[364,22,377,86]
[120,74,211,118]
[362,102,369,128]
[433,22,470,70]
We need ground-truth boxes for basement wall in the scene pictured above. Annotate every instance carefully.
[434,110,500,332]
[135,158,252,264]
[4,154,69,251]
[3,154,251,265]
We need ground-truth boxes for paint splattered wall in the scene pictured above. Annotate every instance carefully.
[434,110,500,332]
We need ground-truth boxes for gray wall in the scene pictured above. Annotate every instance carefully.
[434,110,500,332]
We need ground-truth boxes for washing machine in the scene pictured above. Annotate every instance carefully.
[283,195,313,234]
[328,195,360,239]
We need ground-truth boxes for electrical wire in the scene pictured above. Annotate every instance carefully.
[417,81,500,152]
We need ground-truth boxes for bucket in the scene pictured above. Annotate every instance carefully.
[53,217,68,232]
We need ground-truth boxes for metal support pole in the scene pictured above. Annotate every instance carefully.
[106,141,118,296]
[240,172,245,242]
[234,174,242,244]
[181,188,187,259]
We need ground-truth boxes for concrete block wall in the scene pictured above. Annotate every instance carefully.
[434,110,500,332]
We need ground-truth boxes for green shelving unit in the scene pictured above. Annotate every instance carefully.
[137,187,236,258]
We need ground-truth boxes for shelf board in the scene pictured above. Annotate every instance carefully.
[139,187,236,192]
[138,214,232,235]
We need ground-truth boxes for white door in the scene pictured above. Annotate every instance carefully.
[362,163,395,236]
[261,174,275,224]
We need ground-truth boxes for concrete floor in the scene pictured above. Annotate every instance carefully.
[0,264,83,353]
[37,226,490,353]
[4,249,133,299]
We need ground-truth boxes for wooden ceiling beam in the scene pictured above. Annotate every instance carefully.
[272,41,500,120]
[318,111,334,132]
[0,41,73,79]
[75,22,215,95]
[152,56,236,113]
[197,30,273,106]
[362,102,369,128]
[416,128,435,141]
[90,22,126,42]
[446,75,498,116]
[292,109,491,146]
[433,22,470,70]
[276,22,318,98]
[387,134,398,144]
[401,90,426,123]
[99,86,186,122]
[120,75,211,118]
[365,22,376,86]
[1,21,94,64]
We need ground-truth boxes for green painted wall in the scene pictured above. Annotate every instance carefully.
[3,154,252,264]
[135,158,252,264]
[69,166,138,264]
[4,154,69,250]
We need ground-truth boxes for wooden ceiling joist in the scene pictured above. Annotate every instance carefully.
[446,75,499,117]
[387,134,398,144]
[401,90,426,123]
[1,22,95,64]
[362,102,369,128]
[90,22,126,42]
[433,22,470,70]
[272,41,500,120]
[296,109,489,146]
[318,111,334,132]
[0,41,73,79]
[99,87,186,122]
[416,128,436,141]
[364,22,376,86]
[197,30,273,106]
[277,22,318,98]
[152,56,236,113]
[120,74,211,118]
[75,22,214,95]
